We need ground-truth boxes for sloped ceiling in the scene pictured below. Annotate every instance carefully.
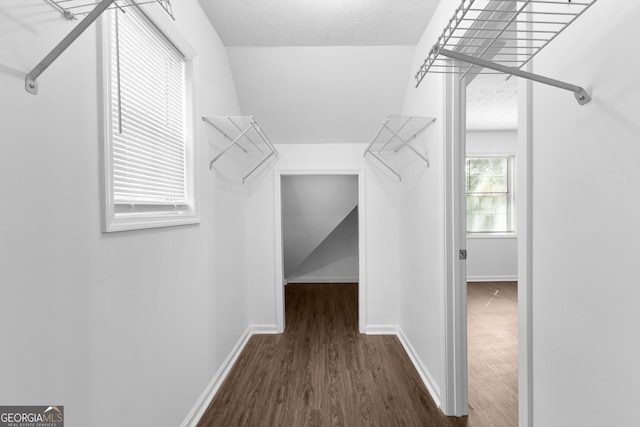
[226,46,416,144]
[198,0,515,144]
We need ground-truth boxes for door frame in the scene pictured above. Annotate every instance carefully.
[443,74,533,425]
[273,169,367,334]
[443,72,468,417]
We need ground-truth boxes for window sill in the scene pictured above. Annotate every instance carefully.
[467,233,517,239]
[104,213,199,232]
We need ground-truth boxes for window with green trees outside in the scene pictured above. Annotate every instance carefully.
[466,156,515,233]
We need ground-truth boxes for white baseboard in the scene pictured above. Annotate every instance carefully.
[365,324,399,335]
[395,328,442,409]
[466,275,517,282]
[180,324,278,427]
[181,324,441,426]
[286,276,359,284]
[249,324,279,334]
[364,325,442,409]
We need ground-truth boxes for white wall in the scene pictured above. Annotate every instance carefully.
[246,143,401,330]
[394,0,464,407]
[0,2,248,426]
[399,1,640,420]
[466,130,518,281]
[289,206,359,283]
[466,236,517,282]
[225,46,415,145]
[530,1,640,425]
[467,130,517,154]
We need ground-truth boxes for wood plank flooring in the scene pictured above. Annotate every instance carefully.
[197,283,467,427]
[467,281,518,427]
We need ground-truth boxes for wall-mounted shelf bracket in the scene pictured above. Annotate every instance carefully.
[26,0,174,95]
[414,0,599,105]
[203,116,279,184]
[439,48,590,105]
[364,115,436,181]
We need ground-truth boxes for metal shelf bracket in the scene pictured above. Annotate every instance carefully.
[203,116,279,184]
[439,48,590,105]
[25,0,174,95]
[364,115,436,181]
[414,0,599,105]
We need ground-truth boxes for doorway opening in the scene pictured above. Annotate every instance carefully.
[444,69,531,424]
[465,74,519,426]
[274,171,366,334]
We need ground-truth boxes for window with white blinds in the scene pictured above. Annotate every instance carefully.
[102,5,197,232]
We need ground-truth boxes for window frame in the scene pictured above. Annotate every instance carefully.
[465,154,516,236]
[100,2,199,232]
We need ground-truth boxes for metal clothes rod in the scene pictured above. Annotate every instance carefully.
[50,0,174,19]
[440,48,591,104]
[243,152,275,183]
[228,117,262,154]
[25,0,174,94]
[26,0,116,94]
[414,0,599,105]
[203,116,279,184]
[364,115,436,181]
[208,124,254,169]
[368,151,402,181]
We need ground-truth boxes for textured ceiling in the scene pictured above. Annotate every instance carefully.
[466,74,518,131]
[198,0,439,46]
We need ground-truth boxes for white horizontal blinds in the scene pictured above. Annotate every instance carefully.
[111,7,187,206]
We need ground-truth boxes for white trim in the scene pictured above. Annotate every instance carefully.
[274,170,286,333]
[99,6,199,233]
[273,169,368,334]
[364,325,399,335]
[362,326,442,410]
[248,324,279,334]
[396,328,442,409]
[442,71,469,417]
[179,327,252,427]
[181,323,446,426]
[287,276,359,284]
[517,59,534,427]
[179,325,278,427]
[443,35,533,427]
[466,233,517,240]
[466,275,518,282]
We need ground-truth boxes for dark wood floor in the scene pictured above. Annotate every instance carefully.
[467,281,518,427]
[197,283,467,427]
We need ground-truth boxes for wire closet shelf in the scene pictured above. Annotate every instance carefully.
[45,0,173,20]
[203,116,279,184]
[25,0,174,94]
[364,115,436,181]
[414,0,599,104]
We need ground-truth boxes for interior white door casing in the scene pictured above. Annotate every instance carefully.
[443,72,468,417]
[273,169,368,334]
[442,66,532,427]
